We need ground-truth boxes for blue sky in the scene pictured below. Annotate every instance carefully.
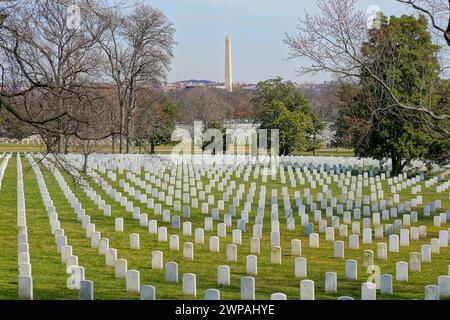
[145,0,411,83]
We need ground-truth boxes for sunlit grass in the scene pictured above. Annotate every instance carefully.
[0,152,448,300]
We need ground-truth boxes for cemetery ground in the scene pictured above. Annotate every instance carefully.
[0,144,354,158]
[0,152,449,300]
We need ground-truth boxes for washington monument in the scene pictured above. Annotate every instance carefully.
[225,34,233,92]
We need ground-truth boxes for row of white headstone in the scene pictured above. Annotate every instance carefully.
[38,156,163,300]
[0,153,11,191]
[27,155,92,299]
[17,154,33,300]
[32,154,450,300]
[64,153,448,300]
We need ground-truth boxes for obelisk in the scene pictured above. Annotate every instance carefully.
[225,34,233,92]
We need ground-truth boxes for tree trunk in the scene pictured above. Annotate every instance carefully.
[126,135,131,154]
[83,154,89,174]
[112,135,116,154]
[150,140,156,154]
[391,155,402,176]
[119,101,124,154]
[57,137,62,153]
[64,136,69,154]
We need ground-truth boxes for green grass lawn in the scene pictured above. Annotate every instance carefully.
[0,152,448,300]
[0,144,355,157]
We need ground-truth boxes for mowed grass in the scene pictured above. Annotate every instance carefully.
[0,152,449,300]
[0,144,355,157]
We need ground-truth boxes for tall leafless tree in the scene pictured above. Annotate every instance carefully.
[0,0,121,150]
[95,4,175,154]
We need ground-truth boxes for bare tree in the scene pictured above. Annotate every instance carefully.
[95,4,175,154]
[298,82,341,122]
[132,87,177,154]
[0,0,118,150]
[222,88,254,122]
[177,87,227,129]
[284,0,449,124]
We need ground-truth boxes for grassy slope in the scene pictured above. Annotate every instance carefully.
[0,156,18,299]
[0,152,448,300]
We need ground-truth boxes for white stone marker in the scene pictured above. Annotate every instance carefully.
[345,260,357,280]
[158,227,168,242]
[115,218,124,232]
[195,228,204,244]
[349,234,359,250]
[141,285,156,300]
[152,251,163,270]
[99,238,109,255]
[363,250,374,268]
[183,242,194,260]
[438,275,450,298]
[18,276,33,300]
[380,274,393,295]
[377,243,388,261]
[183,222,192,237]
[270,246,282,265]
[400,229,410,247]
[115,259,127,278]
[106,248,117,267]
[362,228,372,244]
[204,289,220,300]
[130,233,140,250]
[300,279,315,300]
[295,257,307,278]
[439,230,448,248]
[421,245,432,263]
[309,233,319,248]
[425,285,439,300]
[271,293,287,300]
[250,238,260,255]
[232,229,242,245]
[334,241,344,259]
[241,277,255,300]
[61,245,73,263]
[66,256,78,274]
[18,263,31,277]
[325,272,337,293]
[209,236,220,253]
[361,282,376,300]
[148,220,158,234]
[170,235,180,251]
[226,244,238,262]
[291,239,302,256]
[396,262,408,281]
[218,265,230,286]
[325,227,335,241]
[389,234,399,252]
[183,273,197,297]
[246,255,257,275]
[78,280,93,300]
[409,252,421,272]
[126,270,140,293]
[431,238,440,253]
[166,262,178,283]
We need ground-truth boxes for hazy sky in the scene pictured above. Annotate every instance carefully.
[145,0,411,83]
